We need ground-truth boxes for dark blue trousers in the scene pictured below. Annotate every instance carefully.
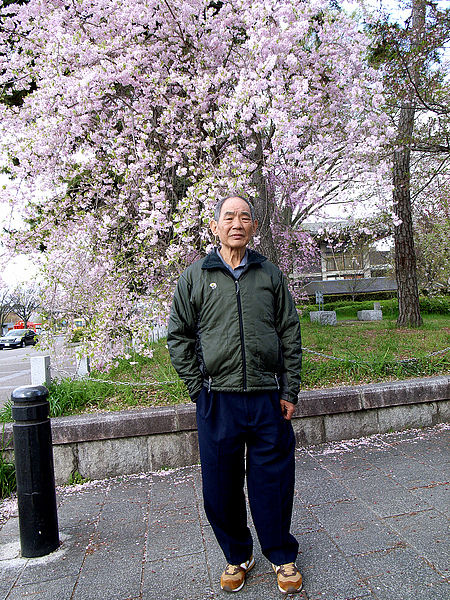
[196,389,299,566]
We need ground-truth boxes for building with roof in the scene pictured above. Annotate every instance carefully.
[297,222,397,298]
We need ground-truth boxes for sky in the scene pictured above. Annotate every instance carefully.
[0,177,39,287]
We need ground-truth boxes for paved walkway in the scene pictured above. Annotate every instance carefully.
[1,424,449,600]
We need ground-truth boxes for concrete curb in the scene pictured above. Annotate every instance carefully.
[2,376,450,484]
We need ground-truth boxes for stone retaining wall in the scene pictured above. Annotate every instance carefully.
[3,376,450,485]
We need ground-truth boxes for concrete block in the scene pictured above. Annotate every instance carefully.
[361,377,450,410]
[377,402,439,434]
[52,443,78,485]
[437,399,450,421]
[51,407,178,444]
[292,416,325,447]
[76,436,151,480]
[297,386,362,417]
[176,403,198,431]
[310,311,337,326]
[357,310,382,321]
[30,355,51,386]
[76,356,90,377]
[324,409,379,442]
[148,430,200,471]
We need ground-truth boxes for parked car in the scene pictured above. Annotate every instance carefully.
[0,329,38,349]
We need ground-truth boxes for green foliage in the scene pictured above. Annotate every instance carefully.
[1,427,16,498]
[70,328,86,343]
[2,311,450,424]
[67,470,90,485]
[0,455,15,499]
[300,298,399,319]
[45,378,125,417]
[419,296,450,315]
[300,296,450,320]
[0,401,12,423]
[301,312,450,389]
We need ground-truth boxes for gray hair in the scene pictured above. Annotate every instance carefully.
[214,194,255,222]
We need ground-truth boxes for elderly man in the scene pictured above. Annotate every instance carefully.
[167,195,302,594]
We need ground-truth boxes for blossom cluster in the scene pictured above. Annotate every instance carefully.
[0,0,391,367]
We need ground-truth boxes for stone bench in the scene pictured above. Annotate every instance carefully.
[357,309,382,321]
[310,311,337,326]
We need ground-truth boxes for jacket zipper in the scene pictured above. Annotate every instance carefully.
[235,279,247,391]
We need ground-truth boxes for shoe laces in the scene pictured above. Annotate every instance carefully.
[224,564,244,576]
[279,562,297,577]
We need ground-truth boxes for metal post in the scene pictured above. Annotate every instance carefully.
[11,385,59,558]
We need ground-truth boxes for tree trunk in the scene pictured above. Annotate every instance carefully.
[250,133,278,265]
[393,116,423,327]
[393,0,424,328]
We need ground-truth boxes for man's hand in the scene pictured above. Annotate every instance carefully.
[280,399,295,421]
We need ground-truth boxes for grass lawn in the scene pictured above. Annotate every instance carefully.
[301,313,450,389]
[1,312,450,421]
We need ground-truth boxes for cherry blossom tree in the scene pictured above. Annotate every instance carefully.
[0,0,390,367]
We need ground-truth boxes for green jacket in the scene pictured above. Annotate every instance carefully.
[167,249,302,403]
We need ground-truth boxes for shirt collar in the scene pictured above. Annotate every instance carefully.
[215,247,248,270]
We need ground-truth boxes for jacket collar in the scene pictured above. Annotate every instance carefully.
[202,248,267,270]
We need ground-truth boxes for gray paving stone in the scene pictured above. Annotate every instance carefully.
[291,497,323,536]
[0,515,19,545]
[295,450,326,472]
[1,425,449,600]
[297,477,356,506]
[311,454,377,479]
[343,473,431,517]
[73,541,143,600]
[297,530,373,600]
[96,500,148,542]
[0,563,22,597]
[142,552,211,600]
[309,499,404,556]
[348,545,450,600]
[105,475,152,502]
[5,575,78,600]
[14,534,87,584]
[372,455,446,489]
[410,481,450,515]
[56,487,108,529]
[147,516,205,562]
[384,510,450,576]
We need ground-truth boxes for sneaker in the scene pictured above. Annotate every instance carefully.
[220,555,255,592]
[272,562,303,594]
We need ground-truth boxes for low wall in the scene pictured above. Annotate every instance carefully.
[3,376,450,485]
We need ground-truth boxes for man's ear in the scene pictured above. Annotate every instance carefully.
[210,219,218,236]
[252,219,258,235]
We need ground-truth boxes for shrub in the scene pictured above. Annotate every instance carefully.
[1,428,16,498]
[70,328,85,343]
[419,296,450,314]
[0,454,16,498]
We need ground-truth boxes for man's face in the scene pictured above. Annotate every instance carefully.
[210,197,258,252]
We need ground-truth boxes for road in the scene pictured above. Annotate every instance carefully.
[0,337,78,409]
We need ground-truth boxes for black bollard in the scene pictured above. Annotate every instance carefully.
[12,385,59,558]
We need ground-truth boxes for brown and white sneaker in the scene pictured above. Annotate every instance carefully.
[272,562,303,594]
[220,555,255,592]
